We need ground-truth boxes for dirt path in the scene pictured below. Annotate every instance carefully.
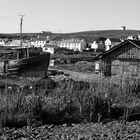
[62,69,101,81]
[48,68,103,82]
[48,68,124,85]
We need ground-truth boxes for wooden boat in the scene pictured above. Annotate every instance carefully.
[0,46,51,78]
[0,16,50,78]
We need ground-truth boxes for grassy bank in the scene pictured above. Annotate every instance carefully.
[0,77,140,129]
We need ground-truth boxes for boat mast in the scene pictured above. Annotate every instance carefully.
[19,14,25,47]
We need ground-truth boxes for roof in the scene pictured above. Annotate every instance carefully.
[130,40,140,47]
[36,38,47,41]
[5,41,12,46]
[31,37,47,41]
[0,46,29,52]
[10,40,21,46]
[98,37,107,42]
[98,40,140,59]
[5,39,28,47]
[61,38,84,44]
[11,46,31,50]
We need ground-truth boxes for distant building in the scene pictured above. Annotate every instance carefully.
[109,38,122,46]
[127,36,134,40]
[91,37,122,52]
[9,39,21,46]
[121,26,126,31]
[46,40,57,46]
[97,43,105,52]
[104,38,112,51]
[5,39,30,47]
[30,36,48,47]
[105,37,122,50]
[91,41,98,51]
[0,38,7,46]
[42,44,59,54]
[132,35,140,40]
[59,38,86,52]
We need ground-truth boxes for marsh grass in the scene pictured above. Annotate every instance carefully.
[0,77,140,128]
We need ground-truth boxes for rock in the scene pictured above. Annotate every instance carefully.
[1,121,140,139]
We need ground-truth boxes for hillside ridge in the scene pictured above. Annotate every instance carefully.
[0,30,140,42]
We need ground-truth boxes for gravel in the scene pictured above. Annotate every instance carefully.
[1,121,140,140]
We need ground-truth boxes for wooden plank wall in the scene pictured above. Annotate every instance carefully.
[101,43,140,77]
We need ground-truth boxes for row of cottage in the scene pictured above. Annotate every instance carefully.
[0,36,123,54]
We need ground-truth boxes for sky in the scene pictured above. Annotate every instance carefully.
[0,0,140,33]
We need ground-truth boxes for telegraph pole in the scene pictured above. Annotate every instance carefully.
[19,14,25,46]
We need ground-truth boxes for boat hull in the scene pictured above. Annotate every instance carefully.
[2,52,51,78]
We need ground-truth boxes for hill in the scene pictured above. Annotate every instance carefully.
[0,30,140,42]
[51,30,140,42]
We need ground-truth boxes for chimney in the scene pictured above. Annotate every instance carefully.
[121,26,126,31]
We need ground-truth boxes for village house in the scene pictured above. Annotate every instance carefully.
[5,39,30,47]
[104,38,112,51]
[0,38,7,46]
[128,35,140,40]
[109,38,122,47]
[127,36,134,40]
[5,39,21,46]
[59,38,86,52]
[104,38,122,51]
[30,36,49,47]
[91,41,99,51]
[91,37,122,52]
[91,38,106,52]
[96,40,140,77]
[42,44,59,54]
[134,35,140,40]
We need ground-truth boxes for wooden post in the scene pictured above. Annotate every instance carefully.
[17,50,19,59]
[27,48,29,58]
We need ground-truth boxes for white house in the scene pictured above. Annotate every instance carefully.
[42,45,59,54]
[127,36,134,40]
[0,39,7,46]
[30,36,48,47]
[59,38,86,52]
[104,38,112,51]
[91,37,122,52]
[91,41,98,51]
[9,40,21,46]
[104,38,122,51]
[5,39,30,47]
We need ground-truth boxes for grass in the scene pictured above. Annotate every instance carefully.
[0,76,140,129]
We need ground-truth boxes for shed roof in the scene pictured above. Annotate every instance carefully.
[98,40,140,59]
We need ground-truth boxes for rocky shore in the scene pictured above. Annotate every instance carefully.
[1,121,140,140]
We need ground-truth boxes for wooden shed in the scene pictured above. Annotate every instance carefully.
[98,40,140,77]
